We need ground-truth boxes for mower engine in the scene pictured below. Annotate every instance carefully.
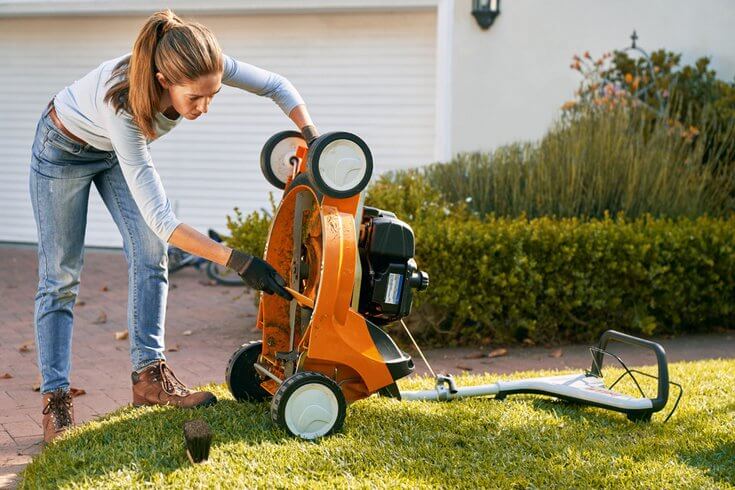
[357,207,429,326]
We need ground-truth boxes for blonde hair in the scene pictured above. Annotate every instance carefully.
[104,9,223,139]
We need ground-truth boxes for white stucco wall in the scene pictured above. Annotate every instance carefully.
[448,0,735,157]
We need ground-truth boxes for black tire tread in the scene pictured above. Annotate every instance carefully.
[260,130,305,190]
[306,132,373,198]
[225,341,269,402]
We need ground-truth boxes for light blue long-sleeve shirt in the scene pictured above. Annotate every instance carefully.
[52,53,304,242]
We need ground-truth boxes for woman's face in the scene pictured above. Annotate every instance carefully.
[157,72,222,120]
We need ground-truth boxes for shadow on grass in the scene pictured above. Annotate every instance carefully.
[523,395,683,424]
[679,442,735,487]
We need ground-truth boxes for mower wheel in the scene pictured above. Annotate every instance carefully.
[270,371,346,439]
[307,132,373,198]
[226,341,270,402]
[260,130,306,190]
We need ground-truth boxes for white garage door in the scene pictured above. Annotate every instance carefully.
[0,11,436,247]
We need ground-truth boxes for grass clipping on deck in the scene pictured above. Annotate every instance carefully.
[20,358,735,489]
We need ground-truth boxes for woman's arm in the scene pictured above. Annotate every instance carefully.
[101,104,182,242]
[168,222,291,299]
[102,103,233,265]
[289,104,319,144]
[166,103,315,265]
[221,54,308,128]
[168,223,231,265]
[167,56,317,264]
[288,104,313,130]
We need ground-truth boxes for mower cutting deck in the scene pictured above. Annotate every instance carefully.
[226,131,681,439]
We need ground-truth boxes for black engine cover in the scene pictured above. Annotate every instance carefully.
[357,207,428,325]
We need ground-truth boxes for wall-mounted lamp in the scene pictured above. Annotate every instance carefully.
[472,0,501,30]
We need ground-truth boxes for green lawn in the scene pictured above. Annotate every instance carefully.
[20,358,734,489]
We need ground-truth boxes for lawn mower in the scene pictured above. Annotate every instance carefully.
[226,130,682,439]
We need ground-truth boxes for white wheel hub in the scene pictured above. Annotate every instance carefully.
[284,383,339,439]
[269,136,303,183]
[315,139,368,192]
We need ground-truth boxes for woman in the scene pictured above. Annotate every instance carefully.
[31,9,314,444]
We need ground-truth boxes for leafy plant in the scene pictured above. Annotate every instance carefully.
[419,107,735,220]
[568,48,735,170]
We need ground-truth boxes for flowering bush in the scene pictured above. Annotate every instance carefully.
[564,48,735,168]
[418,106,734,221]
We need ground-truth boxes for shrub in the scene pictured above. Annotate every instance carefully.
[419,107,735,220]
[397,211,735,346]
[224,195,278,259]
[367,172,734,345]
[569,48,735,170]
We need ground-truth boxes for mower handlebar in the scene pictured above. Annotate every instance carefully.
[590,330,669,411]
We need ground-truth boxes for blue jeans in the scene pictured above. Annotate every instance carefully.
[29,101,168,394]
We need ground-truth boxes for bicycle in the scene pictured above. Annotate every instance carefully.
[168,229,243,286]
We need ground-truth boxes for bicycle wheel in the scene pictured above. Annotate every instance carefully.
[168,247,189,273]
[206,261,244,286]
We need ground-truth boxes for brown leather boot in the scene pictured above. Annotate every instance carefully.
[131,360,217,408]
[42,388,75,444]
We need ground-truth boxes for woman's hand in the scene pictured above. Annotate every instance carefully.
[288,104,318,145]
[226,249,292,300]
[301,124,319,146]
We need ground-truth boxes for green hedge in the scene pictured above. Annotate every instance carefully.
[405,211,735,346]
[226,185,734,346]
[366,172,735,345]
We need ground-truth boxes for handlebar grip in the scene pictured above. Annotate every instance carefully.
[590,330,669,411]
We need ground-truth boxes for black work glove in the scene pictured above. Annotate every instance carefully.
[301,124,319,146]
[226,249,293,301]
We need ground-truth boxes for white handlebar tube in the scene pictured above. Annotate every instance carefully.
[400,374,501,401]
[400,383,501,401]
[399,373,653,409]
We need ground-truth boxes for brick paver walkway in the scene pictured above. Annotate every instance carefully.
[1,243,733,488]
[0,244,260,488]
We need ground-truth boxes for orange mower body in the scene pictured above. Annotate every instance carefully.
[226,130,428,439]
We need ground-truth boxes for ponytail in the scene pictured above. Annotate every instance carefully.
[104,9,223,139]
